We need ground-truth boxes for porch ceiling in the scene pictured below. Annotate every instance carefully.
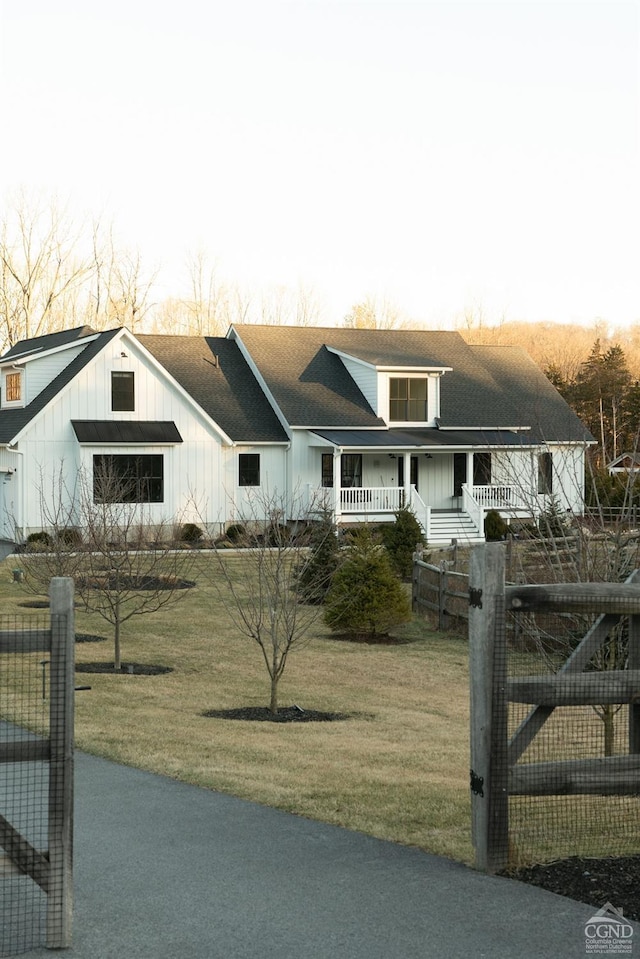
[309,428,537,450]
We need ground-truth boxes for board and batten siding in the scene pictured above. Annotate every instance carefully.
[14,339,227,535]
[223,444,288,523]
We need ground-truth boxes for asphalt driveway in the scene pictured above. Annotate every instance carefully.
[16,752,634,959]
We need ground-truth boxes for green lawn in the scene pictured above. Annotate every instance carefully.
[0,555,473,863]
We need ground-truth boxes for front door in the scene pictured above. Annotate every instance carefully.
[453,453,467,499]
[397,455,419,492]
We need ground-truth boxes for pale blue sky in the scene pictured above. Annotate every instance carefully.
[1,0,638,328]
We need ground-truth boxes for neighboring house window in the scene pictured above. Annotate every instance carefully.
[538,452,553,495]
[239,453,260,487]
[341,454,362,488]
[5,372,21,403]
[321,453,334,488]
[111,371,135,411]
[473,452,492,486]
[93,454,163,503]
[389,378,428,421]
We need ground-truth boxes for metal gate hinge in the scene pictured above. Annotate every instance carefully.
[469,587,483,608]
[470,769,484,797]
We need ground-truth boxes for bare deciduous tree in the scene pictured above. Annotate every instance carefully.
[200,489,336,714]
[16,461,198,672]
[343,294,407,330]
[0,189,95,349]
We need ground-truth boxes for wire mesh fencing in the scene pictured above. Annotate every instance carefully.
[0,579,75,956]
[507,600,640,866]
[469,544,640,873]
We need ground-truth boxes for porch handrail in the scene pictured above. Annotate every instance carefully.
[461,484,484,537]
[409,486,430,540]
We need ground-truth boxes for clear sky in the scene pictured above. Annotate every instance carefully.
[1,0,638,328]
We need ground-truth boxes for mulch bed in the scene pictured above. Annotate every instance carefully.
[506,855,640,921]
[75,633,106,643]
[75,662,173,676]
[202,705,350,723]
[329,633,409,646]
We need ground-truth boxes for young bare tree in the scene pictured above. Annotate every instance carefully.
[200,489,337,714]
[17,461,198,672]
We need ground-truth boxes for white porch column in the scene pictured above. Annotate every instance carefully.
[402,451,410,507]
[333,450,342,523]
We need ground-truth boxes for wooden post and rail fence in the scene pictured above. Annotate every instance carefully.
[468,543,640,873]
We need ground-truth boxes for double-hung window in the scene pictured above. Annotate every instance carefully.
[389,378,428,422]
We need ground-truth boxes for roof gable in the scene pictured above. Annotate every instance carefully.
[137,335,288,443]
[0,328,122,445]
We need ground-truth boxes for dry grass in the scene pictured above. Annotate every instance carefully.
[0,555,473,862]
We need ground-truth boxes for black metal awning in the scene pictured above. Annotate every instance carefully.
[71,421,183,444]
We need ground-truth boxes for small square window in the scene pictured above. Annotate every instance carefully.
[239,453,260,487]
[111,371,135,411]
[5,372,21,403]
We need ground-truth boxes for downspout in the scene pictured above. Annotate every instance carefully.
[7,444,25,543]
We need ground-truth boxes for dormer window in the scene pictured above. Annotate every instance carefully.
[389,377,428,422]
[111,371,135,411]
[5,371,22,403]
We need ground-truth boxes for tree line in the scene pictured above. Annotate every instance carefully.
[2,190,638,472]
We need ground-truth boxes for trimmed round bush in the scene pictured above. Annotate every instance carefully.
[484,509,508,542]
[180,522,204,544]
[324,528,411,640]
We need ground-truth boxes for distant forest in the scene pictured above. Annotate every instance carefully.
[460,321,640,504]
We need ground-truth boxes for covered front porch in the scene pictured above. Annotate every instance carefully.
[304,429,541,544]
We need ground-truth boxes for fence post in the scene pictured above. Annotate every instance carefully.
[469,543,509,872]
[629,571,640,754]
[47,577,75,948]
[439,561,448,630]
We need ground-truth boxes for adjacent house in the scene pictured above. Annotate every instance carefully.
[607,453,640,478]
[0,324,593,546]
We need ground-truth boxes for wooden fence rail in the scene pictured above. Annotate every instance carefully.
[468,544,640,873]
[412,556,470,628]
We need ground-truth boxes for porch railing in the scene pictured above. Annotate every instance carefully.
[470,485,527,510]
[339,486,404,513]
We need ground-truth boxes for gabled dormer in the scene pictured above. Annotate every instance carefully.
[0,328,101,409]
[325,346,452,427]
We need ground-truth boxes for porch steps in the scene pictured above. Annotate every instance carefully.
[426,511,485,546]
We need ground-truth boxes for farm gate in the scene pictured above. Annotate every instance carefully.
[469,543,640,872]
[0,577,75,955]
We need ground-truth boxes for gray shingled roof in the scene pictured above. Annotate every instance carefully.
[0,328,121,444]
[138,335,288,443]
[2,325,100,360]
[232,325,592,442]
[0,324,592,450]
